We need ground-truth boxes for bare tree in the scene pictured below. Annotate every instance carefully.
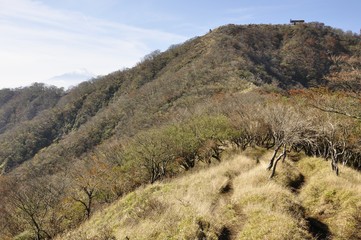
[4,176,64,240]
[319,117,358,175]
[69,156,113,219]
[129,129,173,183]
[263,103,315,178]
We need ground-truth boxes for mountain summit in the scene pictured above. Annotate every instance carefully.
[48,68,96,88]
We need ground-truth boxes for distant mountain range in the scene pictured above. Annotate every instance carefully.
[47,68,96,88]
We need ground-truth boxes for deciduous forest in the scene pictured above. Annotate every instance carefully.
[1,23,361,239]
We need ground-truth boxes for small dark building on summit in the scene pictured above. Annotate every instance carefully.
[290,19,305,25]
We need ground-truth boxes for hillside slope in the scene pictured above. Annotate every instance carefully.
[1,22,359,175]
[57,149,361,240]
[0,83,64,135]
[1,23,361,239]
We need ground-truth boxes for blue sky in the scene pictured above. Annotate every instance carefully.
[0,0,360,89]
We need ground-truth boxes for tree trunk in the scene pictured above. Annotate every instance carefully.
[267,143,282,170]
[270,144,287,178]
[331,157,339,176]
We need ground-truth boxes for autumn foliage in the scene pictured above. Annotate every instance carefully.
[0,23,361,239]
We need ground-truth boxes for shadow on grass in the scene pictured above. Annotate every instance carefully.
[218,226,231,240]
[306,217,330,240]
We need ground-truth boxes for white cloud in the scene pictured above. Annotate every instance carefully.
[0,0,187,89]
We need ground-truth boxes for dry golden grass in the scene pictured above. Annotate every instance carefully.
[298,157,361,240]
[231,158,311,240]
[57,149,361,240]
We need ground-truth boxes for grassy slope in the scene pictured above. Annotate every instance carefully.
[57,149,361,240]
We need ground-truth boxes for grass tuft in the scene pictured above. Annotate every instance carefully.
[299,158,361,239]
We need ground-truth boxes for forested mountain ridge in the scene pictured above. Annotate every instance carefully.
[0,84,64,135]
[1,22,359,174]
[0,23,360,239]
